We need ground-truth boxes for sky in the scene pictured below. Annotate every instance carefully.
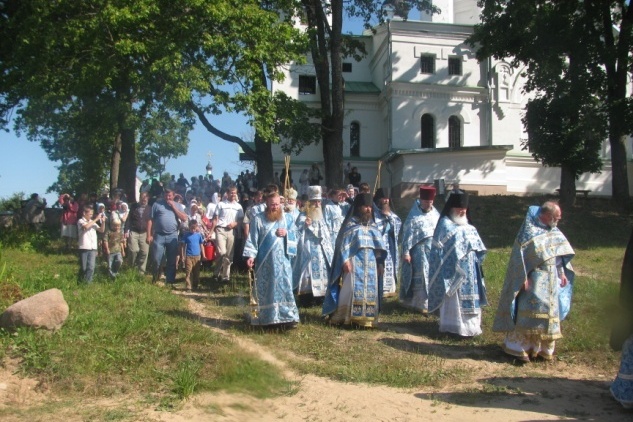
[0,15,372,205]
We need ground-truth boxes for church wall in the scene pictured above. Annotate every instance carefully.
[344,96,385,158]
[391,23,480,86]
[504,152,615,196]
[420,0,453,23]
[489,102,525,151]
[269,15,633,198]
[343,37,374,82]
[388,84,485,150]
[386,147,509,209]
[453,0,481,25]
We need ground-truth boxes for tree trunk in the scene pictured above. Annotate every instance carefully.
[254,131,273,188]
[609,120,630,204]
[110,132,122,193]
[119,127,137,202]
[324,0,344,189]
[559,165,577,208]
[599,2,631,204]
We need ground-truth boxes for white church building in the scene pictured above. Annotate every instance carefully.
[269,0,630,205]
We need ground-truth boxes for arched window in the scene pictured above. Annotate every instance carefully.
[448,116,461,148]
[421,114,435,148]
[350,121,360,157]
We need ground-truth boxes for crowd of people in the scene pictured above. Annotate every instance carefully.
[38,164,632,409]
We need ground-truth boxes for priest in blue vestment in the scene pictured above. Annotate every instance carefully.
[372,188,402,298]
[322,193,386,327]
[293,185,334,304]
[244,192,299,327]
[493,201,574,362]
[399,185,441,313]
[428,192,487,337]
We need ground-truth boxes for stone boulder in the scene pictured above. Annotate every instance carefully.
[0,288,69,331]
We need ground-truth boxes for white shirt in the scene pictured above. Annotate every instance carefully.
[77,217,99,250]
[213,200,244,228]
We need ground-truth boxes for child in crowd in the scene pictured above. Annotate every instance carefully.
[104,220,125,278]
[77,204,105,283]
[95,202,107,258]
[182,219,206,292]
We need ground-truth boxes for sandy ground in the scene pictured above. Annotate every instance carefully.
[2,292,632,422]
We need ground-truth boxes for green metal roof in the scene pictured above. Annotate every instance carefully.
[344,81,381,94]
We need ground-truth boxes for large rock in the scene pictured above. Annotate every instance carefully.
[0,288,69,331]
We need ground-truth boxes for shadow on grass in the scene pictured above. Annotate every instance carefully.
[165,307,249,332]
[414,376,631,421]
[378,335,507,363]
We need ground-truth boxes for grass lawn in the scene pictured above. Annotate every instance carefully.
[0,195,630,415]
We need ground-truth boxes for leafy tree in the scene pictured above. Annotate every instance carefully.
[0,192,25,213]
[470,0,633,204]
[137,107,194,180]
[297,0,434,188]
[1,0,312,198]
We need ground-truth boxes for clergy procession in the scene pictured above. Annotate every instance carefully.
[243,179,578,368]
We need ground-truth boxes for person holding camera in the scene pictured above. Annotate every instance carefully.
[77,204,106,283]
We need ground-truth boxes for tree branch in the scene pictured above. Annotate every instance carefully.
[187,101,256,157]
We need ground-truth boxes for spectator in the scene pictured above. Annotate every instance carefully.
[146,188,188,285]
[348,166,361,188]
[59,193,79,250]
[125,192,150,274]
[24,193,46,231]
[104,219,125,278]
[212,185,244,283]
[308,163,323,186]
[182,219,207,292]
[299,169,309,197]
[77,204,105,283]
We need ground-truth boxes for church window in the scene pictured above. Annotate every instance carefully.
[342,62,352,73]
[299,75,317,94]
[448,57,462,75]
[448,116,461,148]
[350,122,360,157]
[420,55,435,74]
[421,114,435,148]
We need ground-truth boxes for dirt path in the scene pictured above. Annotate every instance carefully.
[2,292,631,421]
[138,294,630,422]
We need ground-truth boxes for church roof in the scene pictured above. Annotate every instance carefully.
[344,81,381,94]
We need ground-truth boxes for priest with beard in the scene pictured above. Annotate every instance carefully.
[399,185,440,313]
[244,192,299,328]
[428,192,487,337]
[493,201,574,362]
[372,188,402,298]
[293,186,334,306]
[322,193,386,327]
[284,187,300,222]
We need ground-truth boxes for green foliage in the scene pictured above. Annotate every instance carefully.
[470,1,608,180]
[0,192,25,213]
[0,195,628,417]
[0,249,291,406]
[0,224,52,254]
[470,0,633,201]
[136,107,194,178]
[524,93,605,177]
[1,0,311,197]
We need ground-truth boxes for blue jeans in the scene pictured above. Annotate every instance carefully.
[108,252,123,278]
[79,249,97,283]
[151,232,179,283]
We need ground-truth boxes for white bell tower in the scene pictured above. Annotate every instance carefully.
[420,0,481,24]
